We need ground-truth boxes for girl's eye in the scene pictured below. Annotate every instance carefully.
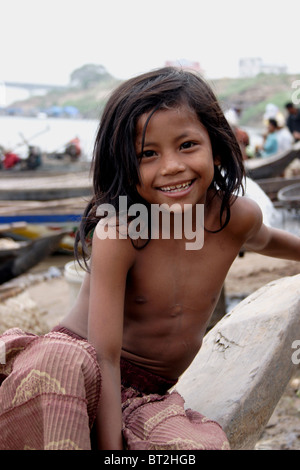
[180,141,196,150]
[140,150,156,158]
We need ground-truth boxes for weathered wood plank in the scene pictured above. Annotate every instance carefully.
[176,275,300,450]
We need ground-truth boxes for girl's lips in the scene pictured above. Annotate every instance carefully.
[156,179,195,198]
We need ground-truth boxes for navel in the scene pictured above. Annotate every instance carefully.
[170,304,183,317]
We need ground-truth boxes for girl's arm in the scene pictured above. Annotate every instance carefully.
[241,199,300,261]
[88,223,135,449]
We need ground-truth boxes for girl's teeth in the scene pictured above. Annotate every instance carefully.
[160,181,192,192]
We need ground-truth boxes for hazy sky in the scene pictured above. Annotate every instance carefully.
[1,0,300,85]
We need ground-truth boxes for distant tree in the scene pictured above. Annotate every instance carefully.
[70,64,112,88]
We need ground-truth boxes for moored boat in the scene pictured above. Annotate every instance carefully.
[0,171,92,201]
[0,197,85,251]
[278,181,300,209]
[0,231,68,284]
[244,142,300,180]
[255,175,300,202]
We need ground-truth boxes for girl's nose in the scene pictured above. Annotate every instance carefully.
[160,153,186,176]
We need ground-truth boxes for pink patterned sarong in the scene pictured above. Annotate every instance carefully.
[0,327,230,450]
[0,327,101,450]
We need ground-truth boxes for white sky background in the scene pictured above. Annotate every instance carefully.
[1,0,300,85]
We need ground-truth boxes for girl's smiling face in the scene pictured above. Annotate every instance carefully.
[135,105,217,211]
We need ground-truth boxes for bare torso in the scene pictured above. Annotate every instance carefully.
[61,195,253,380]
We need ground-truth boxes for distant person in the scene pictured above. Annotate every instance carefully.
[276,117,293,152]
[285,102,300,142]
[256,119,278,157]
[65,137,81,161]
[2,150,21,169]
[26,146,42,170]
[263,103,284,128]
[263,103,292,152]
[225,106,250,159]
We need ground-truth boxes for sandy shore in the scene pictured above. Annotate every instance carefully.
[0,250,299,449]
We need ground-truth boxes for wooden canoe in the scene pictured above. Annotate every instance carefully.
[176,274,300,449]
[0,231,68,284]
[0,198,85,252]
[277,181,300,209]
[255,175,300,202]
[244,142,300,180]
[0,239,30,264]
[0,172,92,201]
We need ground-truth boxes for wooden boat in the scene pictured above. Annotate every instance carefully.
[255,175,300,202]
[0,160,92,177]
[277,181,300,209]
[0,128,92,175]
[0,231,68,284]
[0,197,85,219]
[0,198,86,251]
[0,238,29,262]
[0,171,92,201]
[3,224,77,253]
[177,274,300,449]
[244,141,300,180]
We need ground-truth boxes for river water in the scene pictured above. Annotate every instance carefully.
[0,115,265,162]
[0,115,99,160]
[0,115,265,160]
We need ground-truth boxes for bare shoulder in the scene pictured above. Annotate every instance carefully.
[91,219,137,269]
[229,195,263,240]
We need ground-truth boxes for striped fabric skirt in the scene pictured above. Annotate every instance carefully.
[0,327,229,450]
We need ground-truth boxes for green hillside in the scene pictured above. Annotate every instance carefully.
[211,73,300,126]
[12,65,300,127]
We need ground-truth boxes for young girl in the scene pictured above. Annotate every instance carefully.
[1,67,300,451]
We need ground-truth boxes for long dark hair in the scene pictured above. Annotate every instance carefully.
[75,67,245,266]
